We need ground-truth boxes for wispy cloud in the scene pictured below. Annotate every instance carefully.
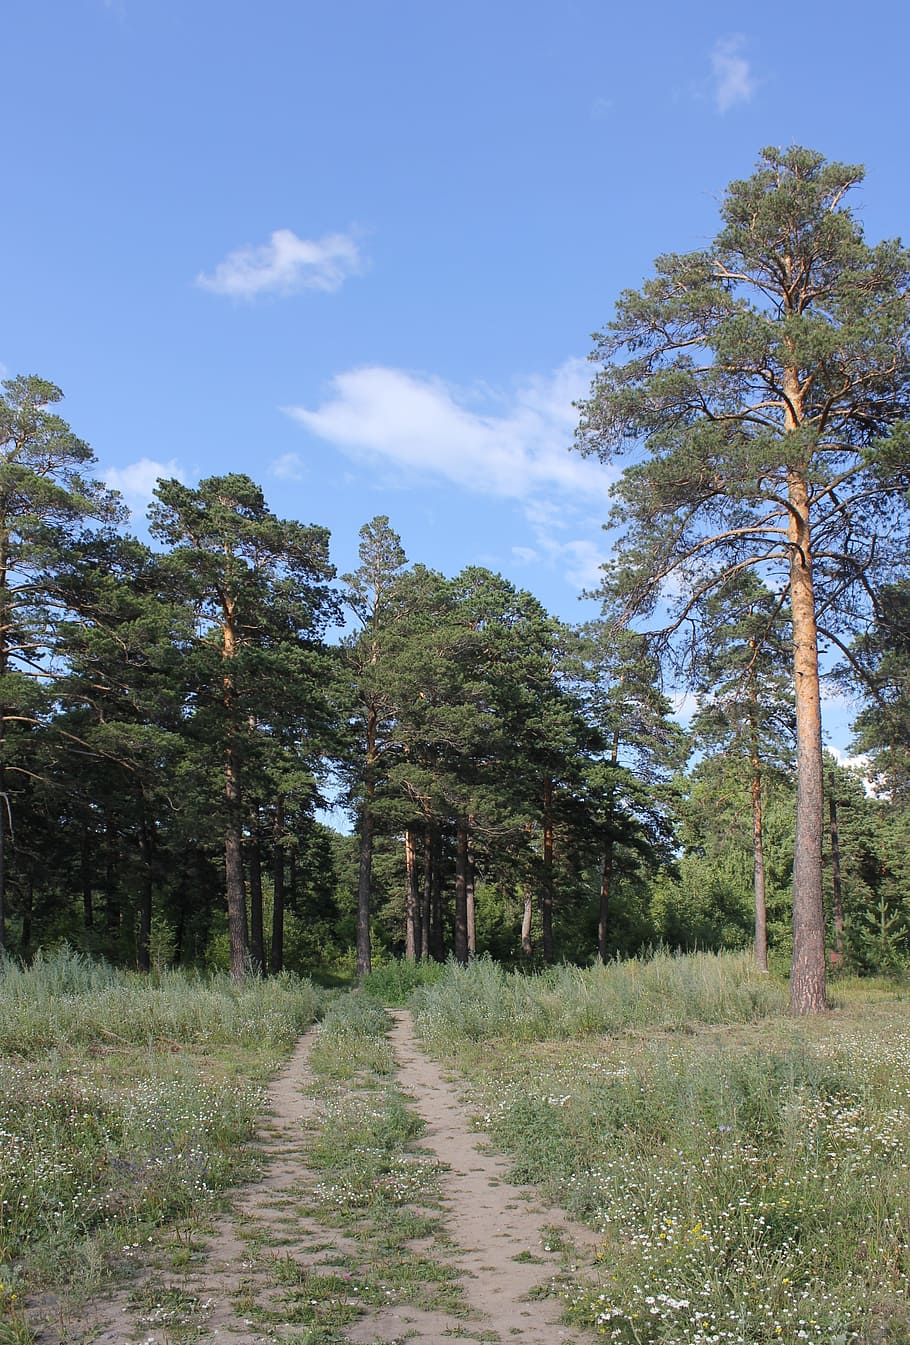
[284,359,612,503]
[196,229,363,299]
[710,35,757,113]
[103,457,187,518]
[590,95,614,119]
[269,452,307,481]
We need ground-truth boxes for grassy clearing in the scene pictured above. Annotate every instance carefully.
[357,958,447,1006]
[411,950,787,1045]
[412,955,910,1345]
[0,948,323,1331]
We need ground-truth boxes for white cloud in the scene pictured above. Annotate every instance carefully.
[104,457,186,516]
[269,452,307,481]
[512,545,540,565]
[285,359,613,504]
[196,229,363,299]
[710,35,757,113]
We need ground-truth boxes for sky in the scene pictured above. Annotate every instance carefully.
[3,0,908,754]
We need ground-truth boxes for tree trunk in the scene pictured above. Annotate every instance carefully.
[21,871,32,956]
[247,821,265,975]
[829,794,844,960]
[105,810,119,941]
[80,823,94,931]
[429,827,445,960]
[453,817,469,965]
[521,888,533,958]
[136,808,153,974]
[598,838,614,963]
[0,715,6,957]
[466,817,476,957]
[420,825,433,962]
[224,748,249,982]
[356,803,373,981]
[751,745,769,973]
[270,796,285,975]
[404,827,421,961]
[541,778,554,964]
[786,458,828,1013]
[356,705,378,982]
[222,609,248,982]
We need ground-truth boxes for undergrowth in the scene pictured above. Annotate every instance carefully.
[0,948,323,1326]
[412,957,910,1345]
[411,950,785,1046]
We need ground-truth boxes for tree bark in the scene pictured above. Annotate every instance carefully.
[429,826,445,960]
[404,827,421,961]
[421,825,433,961]
[786,456,828,1013]
[222,605,248,982]
[521,888,533,958]
[136,807,153,974]
[598,838,614,963]
[247,821,265,975]
[105,810,119,940]
[224,746,249,982]
[21,871,32,956]
[466,817,476,957]
[751,751,769,973]
[80,823,94,931]
[454,817,469,964]
[270,796,285,975]
[541,778,554,964]
[356,703,378,982]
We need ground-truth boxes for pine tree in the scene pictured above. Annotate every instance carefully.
[150,474,336,980]
[574,148,910,1012]
[689,573,795,969]
[0,376,125,951]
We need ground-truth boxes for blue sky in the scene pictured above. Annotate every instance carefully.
[3,0,907,751]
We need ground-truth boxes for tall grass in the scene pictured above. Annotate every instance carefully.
[0,945,323,1054]
[411,950,785,1047]
[0,949,324,1311]
[411,954,910,1344]
[358,957,446,1006]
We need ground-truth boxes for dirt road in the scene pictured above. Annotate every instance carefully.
[33,1011,598,1345]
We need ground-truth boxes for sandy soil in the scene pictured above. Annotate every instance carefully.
[31,1012,598,1345]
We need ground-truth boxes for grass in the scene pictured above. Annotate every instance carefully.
[300,992,464,1310]
[411,956,910,1345]
[410,949,787,1046]
[0,948,324,1325]
[210,989,467,1345]
[12,947,910,1345]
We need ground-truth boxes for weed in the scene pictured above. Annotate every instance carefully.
[416,962,910,1345]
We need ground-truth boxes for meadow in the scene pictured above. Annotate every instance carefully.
[0,947,323,1341]
[2,948,909,1345]
[410,955,910,1345]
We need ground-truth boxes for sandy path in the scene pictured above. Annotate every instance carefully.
[29,1012,599,1345]
[32,1029,338,1345]
[344,1010,599,1345]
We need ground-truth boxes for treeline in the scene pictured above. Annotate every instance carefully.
[1,375,908,980]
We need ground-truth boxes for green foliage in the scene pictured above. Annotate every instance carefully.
[575,146,910,1012]
[411,952,785,1048]
[0,946,323,1055]
[357,958,446,1005]
[0,953,323,1303]
[423,968,910,1344]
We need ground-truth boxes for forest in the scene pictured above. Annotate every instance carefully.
[1,148,909,1011]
